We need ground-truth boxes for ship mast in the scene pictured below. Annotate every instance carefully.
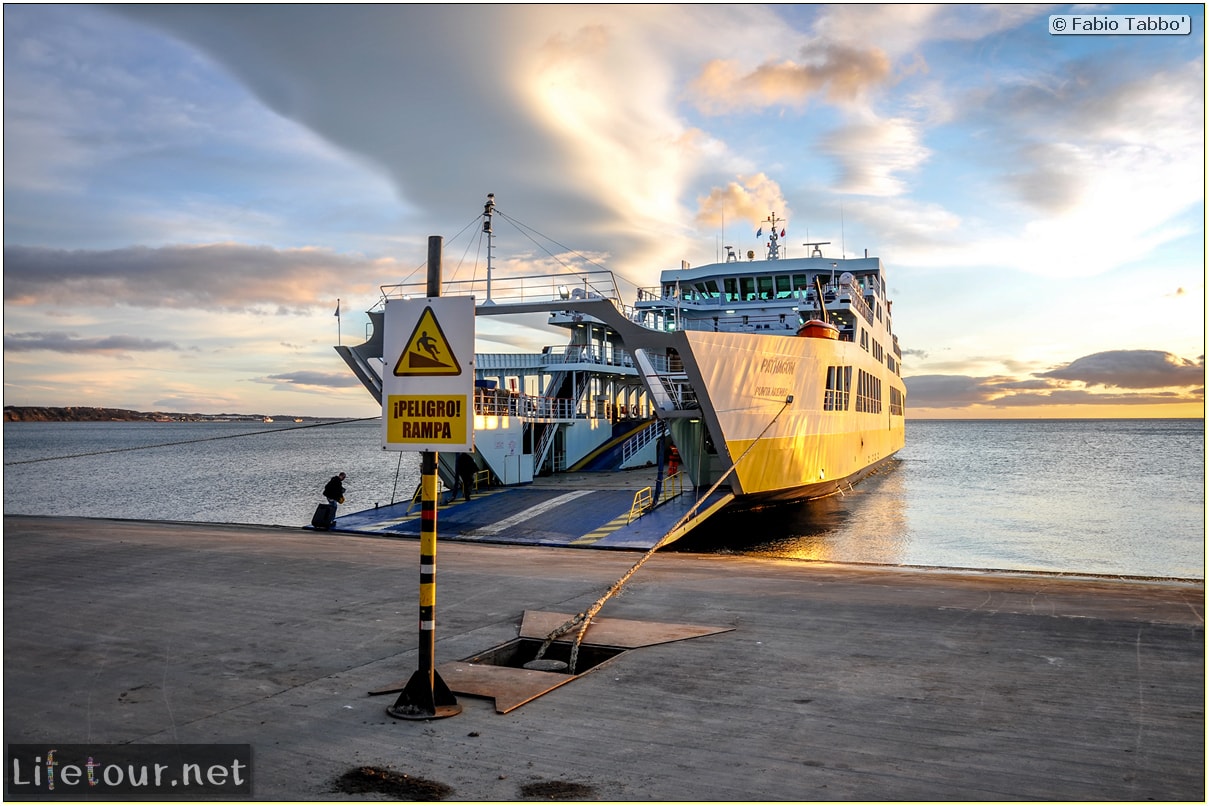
[764,212,784,260]
[483,192,496,304]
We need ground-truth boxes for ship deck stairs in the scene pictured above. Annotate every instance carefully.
[324,470,733,550]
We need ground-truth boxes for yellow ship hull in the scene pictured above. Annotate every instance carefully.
[680,330,905,501]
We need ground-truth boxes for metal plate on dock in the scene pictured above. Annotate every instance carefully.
[371,610,733,712]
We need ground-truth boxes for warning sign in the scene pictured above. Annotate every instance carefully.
[393,306,462,376]
[385,395,468,445]
[382,296,475,453]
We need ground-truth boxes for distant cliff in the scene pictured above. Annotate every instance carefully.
[3,406,316,423]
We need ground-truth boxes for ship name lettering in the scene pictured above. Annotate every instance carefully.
[757,357,797,375]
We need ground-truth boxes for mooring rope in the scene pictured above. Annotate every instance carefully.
[3,416,379,466]
[536,396,794,673]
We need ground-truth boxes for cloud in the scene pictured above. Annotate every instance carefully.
[259,371,361,389]
[4,331,180,355]
[689,43,892,114]
[110,4,772,278]
[818,115,931,196]
[904,371,1204,410]
[813,4,1041,57]
[906,348,1206,409]
[904,374,1003,408]
[694,174,789,230]
[1036,350,1205,390]
[3,244,387,311]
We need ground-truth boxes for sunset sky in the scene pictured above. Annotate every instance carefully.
[4,4,1204,419]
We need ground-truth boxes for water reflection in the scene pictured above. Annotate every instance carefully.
[671,459,910,565]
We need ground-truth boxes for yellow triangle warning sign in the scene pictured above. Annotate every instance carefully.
[393,305,463,376]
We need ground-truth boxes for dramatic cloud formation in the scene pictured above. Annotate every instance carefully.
[905,350,1205,410]
[4,244,387,311]
[1036,350,1205,390]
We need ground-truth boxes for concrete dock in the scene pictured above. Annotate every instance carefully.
[3,515,1203,801]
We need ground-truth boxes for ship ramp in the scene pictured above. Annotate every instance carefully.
[327,470,733,550]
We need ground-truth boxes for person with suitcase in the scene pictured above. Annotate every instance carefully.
[317,472,346,528]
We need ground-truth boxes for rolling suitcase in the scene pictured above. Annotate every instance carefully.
[311,502,336,529]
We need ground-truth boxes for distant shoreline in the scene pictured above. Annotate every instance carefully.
[2,406,333,423]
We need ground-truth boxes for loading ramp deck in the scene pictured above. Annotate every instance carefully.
[328,471,733,550]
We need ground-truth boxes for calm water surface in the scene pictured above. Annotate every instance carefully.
[4,418,1203,579]
[675,419,1204,579]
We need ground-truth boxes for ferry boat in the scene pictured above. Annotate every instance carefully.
[337,196,905,522]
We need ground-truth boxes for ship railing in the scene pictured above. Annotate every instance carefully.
[472,347,636,372]
[620,420,663,465]
[474,388,579,420]
[539,344,635,369]
[380,269,624,308]
[533,419,559,472]
[636,351,684,374]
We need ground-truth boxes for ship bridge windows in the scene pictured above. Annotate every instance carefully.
[757,276,775,300]
[775,275,793,298]
[695,279,720,301]
[740,277,756,301]
[724,278,739,302]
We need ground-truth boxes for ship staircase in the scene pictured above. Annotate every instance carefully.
[632,349,700,416]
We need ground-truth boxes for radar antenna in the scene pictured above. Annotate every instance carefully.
[803,241,830,258]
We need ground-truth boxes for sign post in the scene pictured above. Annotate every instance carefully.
[383,236,472,720]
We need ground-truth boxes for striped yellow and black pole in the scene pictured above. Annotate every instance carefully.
[387,236,462,720]
[386,453,462,720]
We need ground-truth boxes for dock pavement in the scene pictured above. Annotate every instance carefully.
[3,515,1203,801]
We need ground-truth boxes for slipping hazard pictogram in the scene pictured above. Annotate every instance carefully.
[394,306,463,376]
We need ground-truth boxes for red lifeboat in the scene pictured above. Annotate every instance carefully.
[797,319,840,339]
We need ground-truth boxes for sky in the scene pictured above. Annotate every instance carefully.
[3,3,1204,419]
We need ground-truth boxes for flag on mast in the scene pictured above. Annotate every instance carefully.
[334,299,341,317]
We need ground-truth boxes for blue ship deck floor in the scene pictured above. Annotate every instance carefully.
[329,473,733,550]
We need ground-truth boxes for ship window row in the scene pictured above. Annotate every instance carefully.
[856,370,883,414]
[665,273,869,304]
[825,366,902,414]
[890,387,905,416]
[823,365,852,411]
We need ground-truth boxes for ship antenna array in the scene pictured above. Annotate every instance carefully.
[482,192,495,303]
[803,241,830,258]
[533,394,795,674]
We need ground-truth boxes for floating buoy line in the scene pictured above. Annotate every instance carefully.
[3,417,379,466]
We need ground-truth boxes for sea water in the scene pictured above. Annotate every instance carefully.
[3,418,1203,580]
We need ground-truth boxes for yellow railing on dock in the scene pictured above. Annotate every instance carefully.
[628,488,653,524]
[660,471,683,502]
